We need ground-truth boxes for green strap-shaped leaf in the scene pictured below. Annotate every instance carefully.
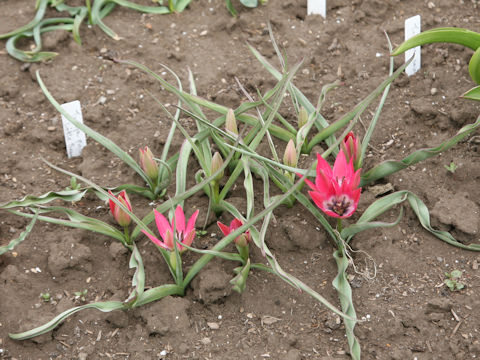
[181,243,243,262]
[355,191,480,251]
[9,301,127,340]
[0,0,49,39]
[332,247,361,360]
[0,189,87,209]
[341,208,403,240]
[230,259,251,293]
[240,0,258,8]
[361,114,480,186]
[125,244,145,304]
[391,27,480,56]
[133,284,184,307]
[8,207,128,246]
[462,85,480,101]
[0,210,38,255]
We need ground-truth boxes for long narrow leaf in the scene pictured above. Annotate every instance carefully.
[125,244,145,304]
[0,190,87,209]
[361,114,480,186]
[9,301,126,340]
[0,210,38,255]
[0,0,49,39]
[332,247,361,360]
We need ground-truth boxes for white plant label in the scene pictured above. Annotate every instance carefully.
[308,0,326,19]
[60,100,87,158]
[405,15,421,76]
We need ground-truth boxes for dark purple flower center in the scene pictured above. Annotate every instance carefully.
[326,196,352,216]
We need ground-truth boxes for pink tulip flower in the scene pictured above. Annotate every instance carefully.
[217,218,251,247]
[305,151,361,219]
[108,190,132,227]
[142,205,199,251]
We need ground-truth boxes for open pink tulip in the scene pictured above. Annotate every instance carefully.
[142,205,199,251]
[108,190,132,227]
[217,218,251,246]
[305,151,361,219]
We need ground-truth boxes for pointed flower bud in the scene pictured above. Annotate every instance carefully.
[109,190,132,227]
[283,139,297,168]
[139,146,159,182]
[225,108,238,136]
[340,132,361,170]
[217,219,251,246]
[298,106,308,129]
[211,152,224,181]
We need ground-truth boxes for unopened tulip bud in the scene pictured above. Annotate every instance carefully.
[109,190,132,227]
[225,108,238,136]
[298,106,308,129]
[340,132,361,170]
[139,146,159,182]
[211,152,224,181]
[283,139,297,168]
[235,234,249,248]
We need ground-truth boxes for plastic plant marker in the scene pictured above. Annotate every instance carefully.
[405,15,421,76]
[307,0,326,18]
[60,100,87,158]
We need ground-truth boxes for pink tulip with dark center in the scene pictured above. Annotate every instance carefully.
[304,151,361,219]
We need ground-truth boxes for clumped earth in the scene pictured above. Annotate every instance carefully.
[1,0,480,359]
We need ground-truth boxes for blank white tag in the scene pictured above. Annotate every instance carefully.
[60,100,87,158]
[405,15,421,76]
[308,0,326,18]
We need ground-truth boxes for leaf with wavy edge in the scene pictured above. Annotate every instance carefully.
[0,190,87,209]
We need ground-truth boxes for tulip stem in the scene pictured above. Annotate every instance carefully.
[124,227,132,245]
[337,218,343,235]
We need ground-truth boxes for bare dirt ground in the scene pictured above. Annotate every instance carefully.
[1,0,480,359]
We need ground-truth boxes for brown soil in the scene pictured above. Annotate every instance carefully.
[1,1,480,359]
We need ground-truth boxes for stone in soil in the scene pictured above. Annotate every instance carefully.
[47,236,92,277]
[190,262,232,304]
[136,296,191,338]
[431,191,479,235]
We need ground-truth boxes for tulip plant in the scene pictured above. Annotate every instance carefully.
[1,29,480,360]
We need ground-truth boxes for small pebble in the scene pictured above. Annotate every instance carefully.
[430,87,438,95]
[207,322,220,329]
[472,260,479,270]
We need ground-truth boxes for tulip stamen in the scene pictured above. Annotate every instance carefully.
[326,196,352,217]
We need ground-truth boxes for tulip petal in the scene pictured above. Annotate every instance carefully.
[229,218,243,231]
[108,190,116,215]
[309,191,329,213]
[141,230,170,250]
[164,229,174,250]
[174,205,186,235]
[217,221,231,237]
[185,209,199,235]
[332,150,349,180]
[154,210,172,243]
[316,153,333,179]
[182,230,196,248]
